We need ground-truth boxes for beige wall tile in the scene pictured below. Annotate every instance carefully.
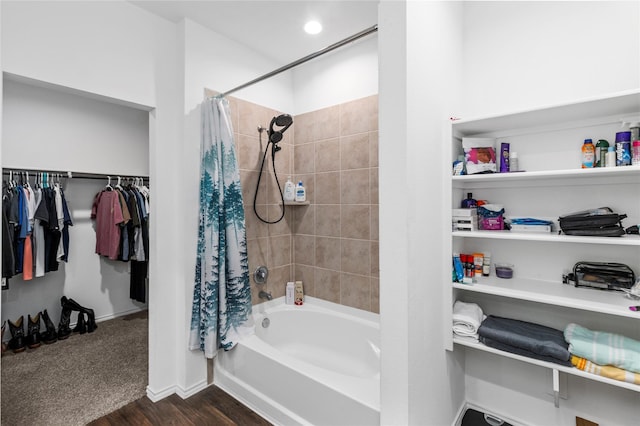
[314,268,340,304]
[341,239,371,276]
[370,242,379,277]
[269,235,291,268]
[315,204,340,237]
[240,170,266,207]
[267,205,292,236]
[294,106,340,144]
[237,134,262,171]
[292,204,314,235]
[266,265,291,299]
[294,174,314,203]
[340,133,370,170]
[246,205,268,239]
[371,278,379,314]
[315,237,341,270]
[340,169,370,204]
[293,235,315,266]
[369,131,379,167]
[340,95,378,136]
[341,205,370,240]
[340,273,371,311]
[238,99,273,137]
[294,143,315,174]
[315,172,340,204]
[370,205,379,241]
[315,138,340,172]
[274,143,292,176]
[247,237,269,284]
[370,167,379,205]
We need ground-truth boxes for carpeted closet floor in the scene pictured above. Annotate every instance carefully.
[1,310,148,426]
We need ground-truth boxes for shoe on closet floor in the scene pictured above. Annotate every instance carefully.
[73,311,87,334]
[57,298,73,340]
[64,296,97,333]
[8,316,26,353]
[26,313,42,349]
[1,321,7,355]
[40,309,58,344]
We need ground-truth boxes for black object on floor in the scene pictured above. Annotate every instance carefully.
[461,408,513,426]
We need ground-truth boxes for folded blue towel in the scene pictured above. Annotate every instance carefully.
[564,323,640,373]
[478,315,570,362]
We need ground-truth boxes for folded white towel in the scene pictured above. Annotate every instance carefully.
[452,301,485,339]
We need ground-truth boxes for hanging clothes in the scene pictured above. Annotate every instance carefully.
[91,179,149,303]
[1,173,72,285]
[189,96,254,359]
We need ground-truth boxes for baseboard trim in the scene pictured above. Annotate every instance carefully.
[96,306,148,324]
[175,379,209,400]
[146,385,176,402]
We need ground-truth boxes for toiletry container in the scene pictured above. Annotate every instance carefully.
[630,122,640,143]
[461,192,477,208]
[615,131,632,166]
[509,152,518,172]
[606,146,616,167]
[581,139,595,168]
[295,181,306,202]
[595,139,609,167]
[633,141,640,166]
[499,142,510,173]
[286,282,295,304]
[283,176,295,201]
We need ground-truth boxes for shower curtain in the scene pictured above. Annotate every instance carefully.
[189,96,254,359]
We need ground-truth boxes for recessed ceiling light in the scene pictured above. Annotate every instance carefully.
[304,20,322,35]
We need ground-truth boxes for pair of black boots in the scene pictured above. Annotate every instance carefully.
[58,296,97,340]
[3,310,58,354]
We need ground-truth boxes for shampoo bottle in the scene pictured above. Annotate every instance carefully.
[581,139,595,168]
[595,139,609,167]
[295,181,306,202]
[460,192,477,208]
[283,176,295,201]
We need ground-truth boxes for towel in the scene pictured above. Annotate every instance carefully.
[478,315,570,362]
[571,355,640,385]
[452,301,485,341]
[564,323,640,374]
[481,336,572,367]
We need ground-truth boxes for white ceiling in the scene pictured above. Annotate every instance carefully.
[129,1,379,64]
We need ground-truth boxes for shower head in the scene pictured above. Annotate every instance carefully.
[268,114,293,144]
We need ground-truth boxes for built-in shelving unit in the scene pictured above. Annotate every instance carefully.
[444,89,640,402]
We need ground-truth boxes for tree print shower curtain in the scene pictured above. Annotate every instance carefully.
[189,96,254,359]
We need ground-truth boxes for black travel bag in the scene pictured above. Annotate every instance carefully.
[564,261,636,291]
[558,207,627,237]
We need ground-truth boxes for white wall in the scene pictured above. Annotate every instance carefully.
[379,1,465,424]
[1,0,182,402]
[292,36,378,114]
[461,1,640,118]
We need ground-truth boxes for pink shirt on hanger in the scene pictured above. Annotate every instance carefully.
[91,190,124,260]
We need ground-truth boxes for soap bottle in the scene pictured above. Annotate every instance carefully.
[509,152,518,172]
[283,176,295,202]
[595,139,609,167]
[581,139,595,168]
[460,192,477,208]
[295,181,306,202]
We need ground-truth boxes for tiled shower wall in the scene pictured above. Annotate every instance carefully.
[231,95,379,313]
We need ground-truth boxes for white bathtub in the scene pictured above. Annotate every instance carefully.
[214,296,380,425]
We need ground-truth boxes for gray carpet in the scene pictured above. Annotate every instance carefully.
[1,310,148,426]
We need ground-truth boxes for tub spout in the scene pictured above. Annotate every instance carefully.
[259,291,272,301]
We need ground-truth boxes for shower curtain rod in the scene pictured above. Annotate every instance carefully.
[216,24,378,98]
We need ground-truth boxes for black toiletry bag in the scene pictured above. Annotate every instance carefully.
[558,207,626,237]
[565,261,636,291]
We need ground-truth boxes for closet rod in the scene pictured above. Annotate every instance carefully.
[216,24,378,98]
[2,168,149,181]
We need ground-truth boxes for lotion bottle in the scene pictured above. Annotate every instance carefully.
[283,176,295,202]
[295,181,306,202]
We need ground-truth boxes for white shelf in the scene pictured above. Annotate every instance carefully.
[452,230,640,246]
[453,278,640,319]
[453,337,640,393]
[452,165,640,184]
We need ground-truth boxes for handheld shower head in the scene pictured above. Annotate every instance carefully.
[268,114,293,143]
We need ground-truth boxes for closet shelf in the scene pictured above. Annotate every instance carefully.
[452,230,640,246]
[452,165,640,185]
[453,278,640,319]
[453,337,640,393]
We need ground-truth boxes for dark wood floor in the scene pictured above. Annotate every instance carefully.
[89,384,272,426]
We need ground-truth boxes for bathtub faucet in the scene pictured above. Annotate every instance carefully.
[259,291,272,301]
